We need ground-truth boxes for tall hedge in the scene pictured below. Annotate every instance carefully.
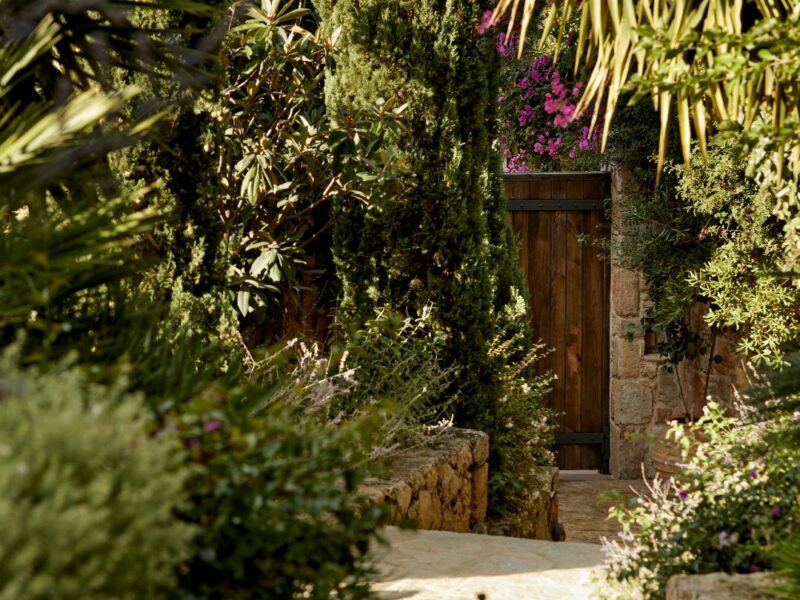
[316,0,524,429]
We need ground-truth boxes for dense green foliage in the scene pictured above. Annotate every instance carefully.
[675,143,800,363]
[315,0,557,524]
[0,358,193,600]
[1,2,393,597]
[115,0,400,348]
[255,308,457,459]
[0,0,208,364]
[602,404,800,599]
[614,137,800,368]
[487,292,556,528]
[170,390,385,600]
[316,0,530,444]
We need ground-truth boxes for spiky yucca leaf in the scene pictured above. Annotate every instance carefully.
[495,0,800,267]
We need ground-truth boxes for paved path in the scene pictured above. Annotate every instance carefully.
[558,473,645,544]
[372,527,606,600]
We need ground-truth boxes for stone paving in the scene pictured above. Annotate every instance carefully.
[371,471,646,599]
[372,527,605,600]
[558,471,645,544]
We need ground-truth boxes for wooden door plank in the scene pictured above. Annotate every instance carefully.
[507,179,530,200]
[567,177,583,203]
[512,211,530,293]
[602,209,611,471]
[565,210,583,469]
[580,210,604,469]
[531,175,553,201]
[530,211,552,371]
[551,174,566,202]
[549,208,567,468]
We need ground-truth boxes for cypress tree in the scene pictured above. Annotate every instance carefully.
[317,0,526,432]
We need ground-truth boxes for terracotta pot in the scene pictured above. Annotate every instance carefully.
[650,423,703,482]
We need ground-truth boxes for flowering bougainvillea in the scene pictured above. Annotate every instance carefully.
[479,10,601,171]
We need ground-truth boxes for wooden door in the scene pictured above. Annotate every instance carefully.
[505,172,610,472]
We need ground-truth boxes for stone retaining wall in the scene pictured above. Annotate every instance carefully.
[486,466,559,540]
[358,428,489,532]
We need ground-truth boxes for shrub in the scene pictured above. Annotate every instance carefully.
[611,133,800,369]
[316,0,525,427]
[0,359,193,600]
[487,291,556,526]
[602,403,800,599]
[115,0,401,347]
[253,307,457,460]
[169,388,386,600]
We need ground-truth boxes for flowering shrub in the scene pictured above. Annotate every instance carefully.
[602,403,800,599]
[479,10,601,171]
[170,386,386,600]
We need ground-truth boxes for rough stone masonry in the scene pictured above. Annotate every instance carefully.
[358,428,489,532]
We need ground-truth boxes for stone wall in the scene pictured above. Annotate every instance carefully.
[609,169,751,478]
[666,572,776,600]
[358,428,489,532]
[486,466,559,540]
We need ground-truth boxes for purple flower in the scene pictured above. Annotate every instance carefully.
[186,436,201,447]
[749,468,758,478]
[547,136,562,159]
[553,113,570,128]
[497,32,518,58]
[204,419,224,433]
[530,55,551,82]
[718,531,739,547]
[770,506,782,518]
[678,490,688,500]
[550,72,566,96]
[476,10,494,35]
[751,564,763,573]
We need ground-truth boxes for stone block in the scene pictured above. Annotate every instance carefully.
[471,432,490,466]
[666,572,776,600]
[657,370,680,404]
[393,482,412,516]
[484,466,557,540]
[640,356,659,379]
[613,337,644,380]
[654,402,686,423]
[437,464,461,503]
[613,268,640,317]
[417,491,443,530]
[610,422,647,479]
[611,380,653,425]
[470,463,489,524]
[613,318,641,338]
[449,444,472,473]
